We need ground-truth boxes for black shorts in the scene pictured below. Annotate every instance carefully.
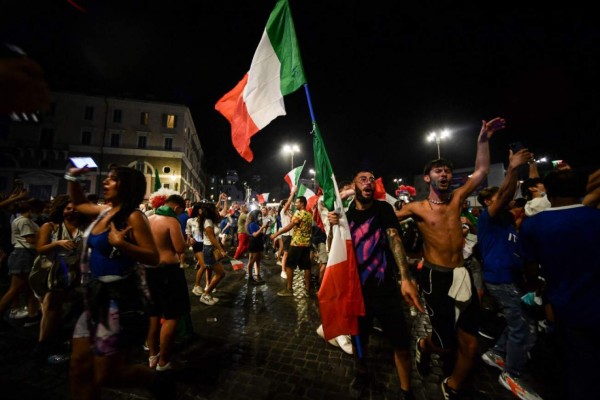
[286,246,311,270]
[192,242,203,253]
[281,235,292,252]
[248,235,264,253]
[145,263,191,319]
[417,262,479,350]
[357,293,410,350]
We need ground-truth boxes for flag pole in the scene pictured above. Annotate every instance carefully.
[301,82,364,361]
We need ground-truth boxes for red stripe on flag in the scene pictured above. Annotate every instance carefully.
[317,239,364,340]
[215,74,259,162]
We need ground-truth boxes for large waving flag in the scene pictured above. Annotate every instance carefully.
[297,184,318,211]
[257,193,270,204]
[215,0,306,162]
[284,164,304,191]
[314,124,365,341]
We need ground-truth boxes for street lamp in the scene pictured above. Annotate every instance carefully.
[393,178,403,184]
[282,144,300,169]
[426,129,451,159]
[309,168,316,191]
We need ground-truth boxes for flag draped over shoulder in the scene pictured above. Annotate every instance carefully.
[284,164,304,190]
[214,0,306,162]
[257,193,270,204]
[313,124,365,341]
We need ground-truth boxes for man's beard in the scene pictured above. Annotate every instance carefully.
[355,187,374,205]
[431,179,451,193]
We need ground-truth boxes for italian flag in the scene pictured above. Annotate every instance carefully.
[284,164,304,191]
[373,177,399,206]
[297,184,318,211]
[257,193,270,204]
[313,123,365,341]
[215,0,306,162]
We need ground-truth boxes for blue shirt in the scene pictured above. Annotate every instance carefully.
[477,208,523,284]
[519,204,600,328]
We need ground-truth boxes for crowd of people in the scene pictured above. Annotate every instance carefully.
[1,115,599,400]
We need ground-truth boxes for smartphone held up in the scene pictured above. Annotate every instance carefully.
[69,157,98,170]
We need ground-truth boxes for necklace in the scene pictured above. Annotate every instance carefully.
[427,196,451,205]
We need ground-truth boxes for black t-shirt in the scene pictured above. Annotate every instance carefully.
[346,200,401,297]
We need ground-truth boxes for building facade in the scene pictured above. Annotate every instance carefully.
[0,92,206,201]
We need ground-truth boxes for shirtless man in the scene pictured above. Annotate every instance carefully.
[396,117,506,399]
[146,194,191,371]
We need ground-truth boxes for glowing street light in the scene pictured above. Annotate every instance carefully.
[426,129,451,159]
[393,178,403,184]
[309,168,316,191]
[282,144,300,169]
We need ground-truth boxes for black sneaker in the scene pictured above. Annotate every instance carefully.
[349,372,370,398]
[399,389,415,400]
[415,336,431,377]
[440,377,459,400]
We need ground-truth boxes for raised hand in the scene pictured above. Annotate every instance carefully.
[479,117,506,142]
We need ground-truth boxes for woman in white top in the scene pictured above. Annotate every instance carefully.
[187,203,208,296]
[197,202,227,306]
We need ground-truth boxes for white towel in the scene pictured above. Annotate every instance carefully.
[448,266,472,303]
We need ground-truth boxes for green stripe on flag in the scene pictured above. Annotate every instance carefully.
[313,123,336,211]
[266,0,306,96]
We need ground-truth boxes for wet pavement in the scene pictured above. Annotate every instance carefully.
[0,252,564,400]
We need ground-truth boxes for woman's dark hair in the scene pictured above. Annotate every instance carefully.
[108,166,147,229]
[48,194,71,223]
[246,209,261,231]
[198,202,219,230]
[190,203,202,219]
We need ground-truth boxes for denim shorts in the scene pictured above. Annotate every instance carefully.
[203,245,217,267]
[7,248,36,275]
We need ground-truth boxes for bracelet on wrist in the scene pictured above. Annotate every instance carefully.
[64,173,84,182]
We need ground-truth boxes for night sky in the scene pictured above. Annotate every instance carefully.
[3,1,599,192]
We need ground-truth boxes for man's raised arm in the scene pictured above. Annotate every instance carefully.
[457,117,506,200]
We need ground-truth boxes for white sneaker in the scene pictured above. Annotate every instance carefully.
[276,260,282,266]
[192,286,203,296]
[200,294,219,306]
[9,307,28,319]
[336,335,353,355]
[280,271,287,279]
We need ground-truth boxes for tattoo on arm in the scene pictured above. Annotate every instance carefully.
[386,228,410,281]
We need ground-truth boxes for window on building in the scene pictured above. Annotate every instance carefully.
[81,130,92,145]
[162,114,177,128]
[164,137,173,150]
[164,183,170,189]
[137,135,147,149]
[113,109,122,123]
[40,128,54,148]
[110,133,120,147]
[84,106,94,120]
[140,112,149,125]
